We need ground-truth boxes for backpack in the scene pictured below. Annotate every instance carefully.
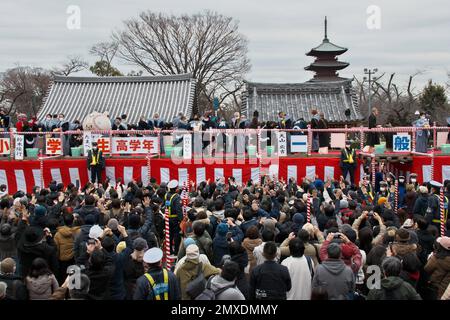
[195,276,235,300]
[186,263,206,299]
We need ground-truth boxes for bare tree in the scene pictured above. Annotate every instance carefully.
[113,10,251,114]
[0,66,52,117]
[353,72,423,126]
[51,56,89,76]
[90,41,119,66]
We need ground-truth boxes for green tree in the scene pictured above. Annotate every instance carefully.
[419,80,448,123]
[89,60,123,77]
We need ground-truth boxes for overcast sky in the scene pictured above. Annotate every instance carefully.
[1,0,449,91]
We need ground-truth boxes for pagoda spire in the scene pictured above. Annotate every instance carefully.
[324,16,328,40]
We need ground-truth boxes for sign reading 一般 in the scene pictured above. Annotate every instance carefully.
[393,134,411,152]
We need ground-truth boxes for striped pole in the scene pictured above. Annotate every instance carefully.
[431,151,435,181]
[411,128,416,153]
[394,179,399,214]
[258,129,262,185]
[440,187,445,237]
[164,207,172,270]
[307,124,312,156]
[146,153,151,186]
[371,156,376,189]
[306,192,311,223]
[360,127,364,151]
[39,151,44,189]
[433,122,437,151]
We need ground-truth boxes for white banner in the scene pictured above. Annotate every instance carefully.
[111,137,158,154]
[0,138,11,155]
[291,135,308,153]
[277,131,287,157]
[183,134,192,160]
[232,168,242,185]
[83,131,92,153]
[324,166,335,180]
[14,135,24,160]
[196,167,206,185]
[306,166,316,180]
[287,165,297,182]
[46,137,62,155]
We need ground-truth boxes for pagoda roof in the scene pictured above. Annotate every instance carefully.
[305,61,349,70]
[306,38,348,56]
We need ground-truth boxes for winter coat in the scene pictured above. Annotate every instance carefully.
[231,251,250,299]
[413,194,429,216]
[86,265,115,300]
[212,235,229,266]
[424,254,450,298]
[54,226,80,261]
[404,191,418,216]
[253,242,281,267]
[319,240,362,274]
[26,274,59,300]
[73,224,92,264]
[312,259,355,300]
[209,275,245,300]
[0,232,17,261]
[249,260,291,300]
[242,238,262,275]
[0,274,28,300]
[133,266,181,300]
[282,256,313,300]
[74,205,100,224]
[17,233,58,278]
[175,259,220,300]
[366,276,421,300]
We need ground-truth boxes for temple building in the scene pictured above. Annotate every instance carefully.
[242,17,362,125]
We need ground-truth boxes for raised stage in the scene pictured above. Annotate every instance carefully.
[0,153,448,194]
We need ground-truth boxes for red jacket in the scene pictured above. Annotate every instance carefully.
[319,239,362,274]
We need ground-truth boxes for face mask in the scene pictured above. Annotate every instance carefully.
[399,179,405,183]
[93,147,98,151]
[380,187,386,192]
[411,179,417,183]
[421,116,425,119]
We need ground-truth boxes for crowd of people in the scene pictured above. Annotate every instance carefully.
[0,166,449,301]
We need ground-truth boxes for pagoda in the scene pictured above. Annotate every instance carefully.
[305,17,349,81]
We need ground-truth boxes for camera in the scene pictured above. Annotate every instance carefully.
[333,233,341,239]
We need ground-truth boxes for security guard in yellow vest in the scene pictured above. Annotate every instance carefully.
[340,140,357,185]
[133,248,181,300]
[427,180,449,230]
[165,180,183,255]
[87,142,105,184]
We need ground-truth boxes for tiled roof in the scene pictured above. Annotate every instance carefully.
[242,79,362,124]
[38,74,196,123]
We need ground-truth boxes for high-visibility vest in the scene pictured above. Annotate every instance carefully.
[432,194,448,223]
[144,269,169,300]
[164,193,178,218]
[90,150,100,166]
[343,148,354,164]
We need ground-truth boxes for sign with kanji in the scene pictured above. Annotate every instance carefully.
[183,134,192,159]
[96,138,110,154]
[111,137,158,154]
[393,134,411,152]
[46,137,62,155]
[83,131,103,153]
[277,131,287,157]
[14,135,24,160]
[0,138,10,155]
[291,135,308,153]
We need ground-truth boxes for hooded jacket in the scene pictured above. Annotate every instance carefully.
[424,254,450,298]
[26,274,59,300]
[175,259,220,300]
[366,276,421,300]
[0,273,28,300]
[312,259,355,300]
[54,225,81,261]
[73,224,92,263]
[209,275,245,300]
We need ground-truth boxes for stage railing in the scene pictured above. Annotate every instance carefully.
[0,125,449,159]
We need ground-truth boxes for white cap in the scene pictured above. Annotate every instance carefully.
[89,225,103,239]
[414,110,420,115]
[168,179,179,189]
[143,247,163,264]
[429,180,443,188]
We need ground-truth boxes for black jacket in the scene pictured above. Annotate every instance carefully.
[0,274,28,300]
[250,260,291,300]
[17,231,58,278]
[74,205,101,224]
